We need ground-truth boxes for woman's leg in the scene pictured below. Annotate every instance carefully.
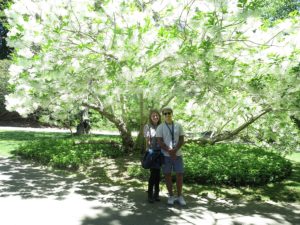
[153,168,161,200]
[148,168,155,202]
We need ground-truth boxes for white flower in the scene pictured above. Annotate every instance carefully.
[5,93,33,117]
[9,64,24,78]
[7,27,20,37]
[71,58,80,71]
[192,1,215,13]
[18,48,34,59]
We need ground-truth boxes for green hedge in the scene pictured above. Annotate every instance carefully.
[12,137,123,170]
[183,143,292,186]
[13,137,292,186]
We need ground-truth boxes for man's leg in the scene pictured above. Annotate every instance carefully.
[162,157,173,195]
[165,173,176,205]
[163,156,176,205]
[165,173,173,196]
[174,156,186,205]
[176,173,183,196]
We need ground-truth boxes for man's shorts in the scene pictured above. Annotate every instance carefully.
[162,156,184,174]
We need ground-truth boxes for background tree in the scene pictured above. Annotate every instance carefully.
[241,0,300,21]
[0,59,10,116]
[0,0,14,122]
[0,0,12,59]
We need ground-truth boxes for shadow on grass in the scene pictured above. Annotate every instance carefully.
[251,162,300,202]
[0,157,299,225]
[86,155,147,189]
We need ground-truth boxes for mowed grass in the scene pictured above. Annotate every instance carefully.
[286,151,300,163]
[0,130,70,157]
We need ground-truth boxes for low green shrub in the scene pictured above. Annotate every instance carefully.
[12,136,292,186]
[183,143,292,186]
[12,137,123,170]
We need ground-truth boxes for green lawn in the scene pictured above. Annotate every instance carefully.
[286,151,300,163]
[0,129,299,203]
[0,130,70,157]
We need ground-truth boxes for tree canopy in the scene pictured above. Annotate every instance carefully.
[4,0,300,152]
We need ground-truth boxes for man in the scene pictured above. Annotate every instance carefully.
[156,107,186,206]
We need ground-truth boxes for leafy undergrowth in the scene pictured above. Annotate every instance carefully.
[11,135,123,170]
[128,144,292,186]
[183,143,292,186]
[116,151,300,203]
[2,130,298,202]
[126,145,298,202]
[183,158,300,203]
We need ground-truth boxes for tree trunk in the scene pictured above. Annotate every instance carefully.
[101,112,134,153]
[76,108,91,135]
[134,92,146,153]
[86,103,134,153]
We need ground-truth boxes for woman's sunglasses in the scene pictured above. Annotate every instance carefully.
[163,112,172,116]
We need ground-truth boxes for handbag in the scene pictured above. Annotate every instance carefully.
[141,149,163,169]
[141,125,163,169]
[141,149,153,169]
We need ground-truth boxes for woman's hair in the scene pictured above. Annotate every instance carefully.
[148,109,161,126]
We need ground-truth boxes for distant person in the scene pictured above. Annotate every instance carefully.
[156,107,186,206]
[143,109,162,203]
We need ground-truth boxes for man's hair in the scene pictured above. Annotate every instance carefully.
[161,107,173,113]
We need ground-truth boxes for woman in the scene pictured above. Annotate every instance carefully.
[144,109,162,203]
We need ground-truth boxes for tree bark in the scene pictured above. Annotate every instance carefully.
[85,103,134,153]
[75,108,91,135]
[133,92,146,153]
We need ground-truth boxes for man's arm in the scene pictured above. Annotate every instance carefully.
[157,137,171,152]
[158,137,176,159]
[174,135,184,152]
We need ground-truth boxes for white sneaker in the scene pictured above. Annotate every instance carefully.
[177,195,186,206]
[167,195,176,205]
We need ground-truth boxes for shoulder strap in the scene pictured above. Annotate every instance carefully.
[148,125,152,143]
[165,122,174,146]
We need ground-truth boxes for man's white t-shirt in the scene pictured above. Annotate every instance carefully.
[156,122,184,157]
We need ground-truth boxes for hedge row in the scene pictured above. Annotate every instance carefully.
[13,138,292,186]
[12,137,123,170]
[183,143,292,186]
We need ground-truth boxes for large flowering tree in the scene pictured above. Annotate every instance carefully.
[4,0,300,152]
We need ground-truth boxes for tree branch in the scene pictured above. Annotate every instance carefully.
[187,108,272,145]
[145,56,174,72]
[160,95,175,110]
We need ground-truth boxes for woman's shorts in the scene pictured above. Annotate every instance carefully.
[162,156,184,174]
